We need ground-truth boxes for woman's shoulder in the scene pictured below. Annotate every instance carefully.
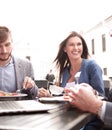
[82,59,102,71]
[83,59,99,66]
[82,59,102,73]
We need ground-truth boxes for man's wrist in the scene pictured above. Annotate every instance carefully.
[90,99,103,115]
[97,101,106,120]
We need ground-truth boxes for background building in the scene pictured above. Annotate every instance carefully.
[84,15,112,80]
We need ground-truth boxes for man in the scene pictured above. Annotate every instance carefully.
[46,69,55,85]
[0,26,38,99]
[64,83,112,128]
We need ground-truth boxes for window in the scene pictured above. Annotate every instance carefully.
[102,34,106,52]
[103,68,107,75]
[92,39,95,54]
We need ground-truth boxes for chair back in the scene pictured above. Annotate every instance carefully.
[35,80,49,89]
[103,80,110,97]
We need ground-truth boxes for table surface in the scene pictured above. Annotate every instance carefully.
[0,100,93,130]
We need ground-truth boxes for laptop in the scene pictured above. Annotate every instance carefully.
[0,100,59,115]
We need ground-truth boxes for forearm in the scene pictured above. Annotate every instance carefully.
[103,101,112,127]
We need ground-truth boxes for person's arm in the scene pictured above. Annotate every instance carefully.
[38,87,52,97]
[92,100,112,128]
[22,60,38,99]
[103,101,112,127]
[64,83,104,115]
[97,101,106,120]
[64,83,112,128]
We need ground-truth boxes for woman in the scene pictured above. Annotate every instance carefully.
[39,31,105,130]
[55,31,104,94]
[54,31,104,130]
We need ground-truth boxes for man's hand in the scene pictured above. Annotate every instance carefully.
[23,76,35,89]
[64,83,103,114]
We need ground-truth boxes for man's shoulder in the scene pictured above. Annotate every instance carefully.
[14,56,31,63]
[13,57,32,68]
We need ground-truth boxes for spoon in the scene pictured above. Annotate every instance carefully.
[74,71,81,84]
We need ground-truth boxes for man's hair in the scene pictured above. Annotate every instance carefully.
[0,26,11,43]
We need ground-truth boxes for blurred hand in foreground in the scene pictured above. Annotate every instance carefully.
[64,83,103,114]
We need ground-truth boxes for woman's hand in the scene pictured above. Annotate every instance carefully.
[38,88,52,97]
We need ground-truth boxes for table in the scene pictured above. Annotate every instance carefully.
[0,101,93,130]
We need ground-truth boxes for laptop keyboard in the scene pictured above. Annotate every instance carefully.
[0,101,22,110]
[0,100,60,114]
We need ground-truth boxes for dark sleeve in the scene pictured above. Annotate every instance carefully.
[104,101,112,128]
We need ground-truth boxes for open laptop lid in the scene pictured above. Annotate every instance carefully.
[0,100,59,114]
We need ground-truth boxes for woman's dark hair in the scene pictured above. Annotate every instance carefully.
[54,31,90,85]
